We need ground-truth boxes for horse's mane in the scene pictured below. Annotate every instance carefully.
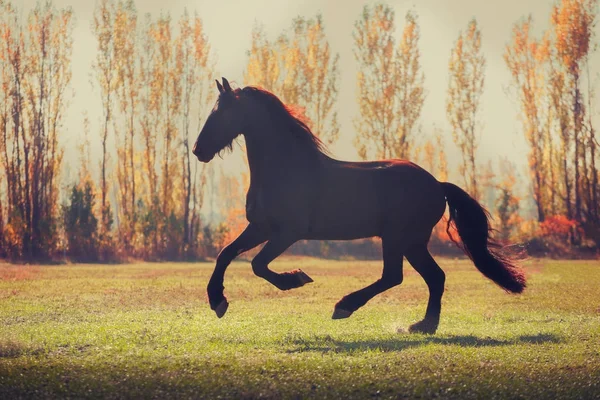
[239,86,329,155]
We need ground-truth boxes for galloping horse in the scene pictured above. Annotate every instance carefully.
[193,78,525,334]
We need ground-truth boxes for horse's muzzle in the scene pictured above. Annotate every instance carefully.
[192,142,212,162]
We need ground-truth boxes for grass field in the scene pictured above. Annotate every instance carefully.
[0,257,599,399]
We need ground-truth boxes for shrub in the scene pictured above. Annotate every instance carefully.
[62,182,99,262]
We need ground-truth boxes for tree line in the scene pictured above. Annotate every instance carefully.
[505,0,599,249]
[0,0,598,262]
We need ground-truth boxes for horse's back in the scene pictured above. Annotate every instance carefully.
[310,158,446,240]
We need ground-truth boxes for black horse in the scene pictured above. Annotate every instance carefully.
[192,78,525,334]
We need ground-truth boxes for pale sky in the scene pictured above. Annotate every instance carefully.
[19,0,599,185]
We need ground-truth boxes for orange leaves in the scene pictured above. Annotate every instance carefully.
[88,1,215,259]
[354,6,424,160]
[244,15,339,145]
[0,0,74,258]
[222,206,247,246]
[506,0,600,229]
[447,18,485,202]
[551,0,595,73]
[539,215,581,240]
[504,15,549,222]
[398,20,417,59]
[415,130,448,182]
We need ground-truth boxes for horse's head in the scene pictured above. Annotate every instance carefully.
[193,77,245,162]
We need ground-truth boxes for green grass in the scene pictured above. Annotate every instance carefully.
[0,257,599,399]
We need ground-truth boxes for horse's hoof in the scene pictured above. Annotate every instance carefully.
[277,270,314,290]
[296,270,314,285]
[332,308,353,319]
[408,320,438,334]
[214,299,229,318]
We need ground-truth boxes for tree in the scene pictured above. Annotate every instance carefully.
[394,11,425,159]
[0,0,73,259]
[1,0,221,261]
[288,15,340,144]
[480,159,497,211]
[420,129,448,182]
[548,49,573,219]
[551,0,596,223]
[175,9,214,256]
[92,0,117,238]
[546,0,598,244]
[90,1,215,259]
[447,18,485,201]
[244,23,280,92]
[505,16,550,222]
[113,0,138,251]
[150,15,179,235]
[353,5,425,160]
[495,158,521,243]
[244,15,340,144]
[63,182,99,262]
[138,13,159,255]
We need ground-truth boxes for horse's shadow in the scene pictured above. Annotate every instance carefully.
[286,333,560,353]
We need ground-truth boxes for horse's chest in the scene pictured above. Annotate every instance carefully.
[245,189,264,223]
[245,184,313,228]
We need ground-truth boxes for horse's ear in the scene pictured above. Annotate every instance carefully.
[216,79,224,94]
[222,77,232,92]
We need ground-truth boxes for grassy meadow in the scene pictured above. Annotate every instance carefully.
[0,257,599,399]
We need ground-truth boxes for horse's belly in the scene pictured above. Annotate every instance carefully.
[307,194,382,240]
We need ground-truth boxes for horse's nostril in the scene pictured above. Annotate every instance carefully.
[192,142,209,161]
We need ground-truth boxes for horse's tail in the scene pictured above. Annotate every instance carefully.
[442,182,526,293]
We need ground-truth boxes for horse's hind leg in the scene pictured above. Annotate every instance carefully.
[251,235,314,290]
[332,236,404,319]
[404,244,446,334]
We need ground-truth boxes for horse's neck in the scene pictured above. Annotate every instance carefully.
[243,129,323,186]
[244,133,296,181]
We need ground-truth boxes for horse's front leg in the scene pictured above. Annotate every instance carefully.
[207,223,268,318]
[251,234,313,290]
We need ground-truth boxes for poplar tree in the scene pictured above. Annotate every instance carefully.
[353,5,425,160]
[447,19,485,201]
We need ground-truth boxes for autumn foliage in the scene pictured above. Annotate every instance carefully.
[0,1,73,259]
[539,215,581,241]
[505,0,599,250]
[89,0,215,260]
[353,5,425,161]
[0,0,598,262]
